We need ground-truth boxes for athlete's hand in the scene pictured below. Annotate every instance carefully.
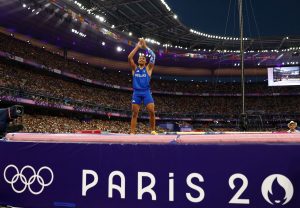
[139,38,147,49]
[137,40,143,49]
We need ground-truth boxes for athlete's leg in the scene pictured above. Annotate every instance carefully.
[131,92,142,134]
[146,103,155,132]
[130,104,140,134]
[144,90,156,133]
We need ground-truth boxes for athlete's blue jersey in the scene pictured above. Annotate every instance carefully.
[132,67,150,90]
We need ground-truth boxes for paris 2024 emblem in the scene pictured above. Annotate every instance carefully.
[261,174,294,205]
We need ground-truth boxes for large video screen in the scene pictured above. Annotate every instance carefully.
[268,66,300,86]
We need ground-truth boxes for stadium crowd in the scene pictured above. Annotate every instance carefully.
[22,114,151,134]
[2,60,300,116]
[19,114,286,134]
[1,59,300,116]
[1,32,300,94]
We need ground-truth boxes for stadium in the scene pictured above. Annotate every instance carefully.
[0,0,300,207]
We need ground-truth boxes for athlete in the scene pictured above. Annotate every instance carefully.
[128,38,157,134]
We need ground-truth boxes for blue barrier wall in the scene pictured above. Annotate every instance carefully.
[0,141,299,208]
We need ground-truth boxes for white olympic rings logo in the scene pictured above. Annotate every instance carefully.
[3,164,54,195]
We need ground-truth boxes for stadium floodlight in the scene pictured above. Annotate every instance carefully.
[71,29,86,37]
[96,15,105,22]
[173,14,178,19]
[99,17,105,22]
[160,0,171,11]
[129,32,132,36]
[116,46,122,52]
[102,41,105,46]
[111,25,115,28]
[22,4,26,8]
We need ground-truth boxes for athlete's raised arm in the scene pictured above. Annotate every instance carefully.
[141,40,156,76]
[128,40,142,73]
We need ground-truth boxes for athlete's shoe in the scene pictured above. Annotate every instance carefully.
[151,131,158,135]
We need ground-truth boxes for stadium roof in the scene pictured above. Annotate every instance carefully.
[3,0,300,51]
[0,0,300,70]
[74,0,300,50]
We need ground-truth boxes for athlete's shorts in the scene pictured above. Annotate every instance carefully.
[132,89,154,106]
